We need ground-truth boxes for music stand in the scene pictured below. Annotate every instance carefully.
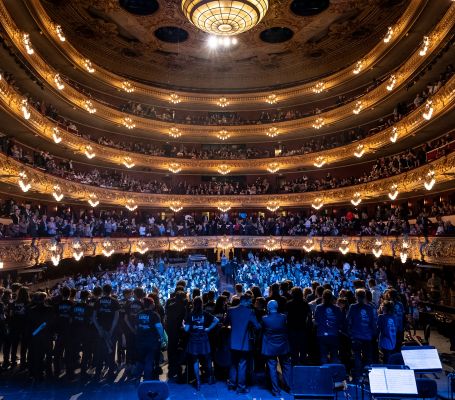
[368,367,418,399]
[401,346,443,374]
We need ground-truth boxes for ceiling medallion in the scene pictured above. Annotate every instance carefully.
[181,0,269,36]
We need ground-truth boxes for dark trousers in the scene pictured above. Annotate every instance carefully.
[70,330,92,375]
[351,339,373,378]
[10,325,28,365]
[125,329,136,365]
[266,354,292,394]
[289,329,307,365]
[319,335,340,364]
[29,335,52,379]
[167,334,182,378]
[228,350,249,390]
[135,342,159,380]
[54,331,72,376]
[95,336,116,376]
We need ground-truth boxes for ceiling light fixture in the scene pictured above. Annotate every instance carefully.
[400,241,409,263]
[169,93,181,104]
[54,25,66,42]
[339,239,350,255]
[311,198,324,210]
[386,74,397,91]
[266,94,278,104]
[383,26,394,43]
[353,60,364,75]
[312,82,325,94]
[49,243,61,266]
[314,156,326,168]
[372,239,382,258]
[168,163,182,174]
[54,74,65,90]
[169,127,182,138]
[21,99,31,120]
[266,127,278,138]
[424,170,435,190]
[267,162,280,173]
[217,165,231,175]
[52,185,64,202]
[171,238,186,252]
[217,97,229,108]
[22,33,34,55]
[353,100,363,114]
[125,199,138,211]
[123,156,135,169]
[169,201,183,212]
[84,100,96,114]
[266,201,280,212]
[72,241,84,261]
[122,116,135,129]
[419,36,430,56]
[264,237,279,251]
[102,240,114,257]
[422,100,433,120]
[18,171,31,192]
[312,117,325,129]
[121,81,134,93]
[217,202,232,212]
[390,127,398,143]
[303,238,315,253]
[136,240,149,255]
[182,0,268,36]
[88,193,99,207]
[83,59,95,73]
[351,192,362,206]
[52,127,62,144]
[207,35,238,48]
[218,236,233,250]
[388,184,399,201]
[354,144,365,158]
[84,145,96,159]
[217,130,230,140]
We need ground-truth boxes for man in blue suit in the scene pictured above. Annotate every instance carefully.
[224,294,261,394]
[262,300,292,397]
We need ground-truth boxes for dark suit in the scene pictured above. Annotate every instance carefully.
[262,313,292,394]
[225,303,261,391]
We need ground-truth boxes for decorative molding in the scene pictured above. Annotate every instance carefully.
[0,150,453,209]
[28,0,425,103]
[0,235,453,269]
[0,75,454,173]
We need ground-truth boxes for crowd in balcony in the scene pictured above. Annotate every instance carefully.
[1,130,453,198]
[1,197,454,239]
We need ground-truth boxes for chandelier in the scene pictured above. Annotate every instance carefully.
[312,117,325,130]
[217,130,230,140]
[125,199,138,212]
[169,201,183,212]
[172,239,187,252]
[267,162,280,174]
[136,240,149,255]
[351,192,362,207]
[84,145,96,159]
[313,156,326,168]
[169,93,181,104]
[266,201,280,212]
[54,74,65,90]
[168,163,182,174]
[266,94,277,104]
[388,184,399,201]
[338,239,350,255]
[217,164,231,175]
[18,171,31,192]
[52,127,62,144]
[266,127,278,138]
[354,144,365,158]
[303,238,315,253]
[123,156,135,169]
[169,127,182,138]
[102,240,114,257]
[72,241,84,261]
[218,236,233,250]
[182,0,269,36]
[264,237,279,252]
[122,81,134,93]
[52,185,64,202]
[217,202,232,212]
[372,239,382,258]
[122,117,135,130]
[390,127,398,143]
[88,193,99,208]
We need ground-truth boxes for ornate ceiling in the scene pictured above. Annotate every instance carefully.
[39,0,411,90]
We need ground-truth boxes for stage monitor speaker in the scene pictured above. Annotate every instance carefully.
[292,366,335,399]
[137,380,169,400]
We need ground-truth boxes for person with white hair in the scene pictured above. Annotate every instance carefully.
[261,300,292,396]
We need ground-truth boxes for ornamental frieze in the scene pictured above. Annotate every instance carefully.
[0,235,454,270]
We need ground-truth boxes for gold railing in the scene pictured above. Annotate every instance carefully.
[0,74,454,174]
[1,1,454,138]
[0,149,453,210]
[28,0,425,105]
[0,235,453,269]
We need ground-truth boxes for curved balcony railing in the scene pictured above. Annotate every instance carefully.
[1,2,454,137]
[0,235,453,269]
[27,0,426,105]
[1,73,454,174]
[0,149,453,211]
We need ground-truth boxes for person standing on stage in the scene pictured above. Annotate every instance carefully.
[92,284,120,380]
[314,289,343,364]
[134,297,166,380]
[261,300,292,397]
[184,296,219,390]
[377,301,396,363]
[224,294,261,394]
[347,289,377,379]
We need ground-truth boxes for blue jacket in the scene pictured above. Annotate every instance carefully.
[261,313,290,356]
[314,303,343,337]
[346,302,377,341]
[377,314,396,350]
[225,304,261,352]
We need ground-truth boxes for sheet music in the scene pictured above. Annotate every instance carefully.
[402,348,442,371]
[369,368,418,395]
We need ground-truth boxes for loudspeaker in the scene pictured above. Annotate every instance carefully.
[137,380,169,400]
[292,366,335,399]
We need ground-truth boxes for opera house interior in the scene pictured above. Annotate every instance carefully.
[0,0,454,399]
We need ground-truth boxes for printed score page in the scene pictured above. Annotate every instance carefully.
[402,348,442,371]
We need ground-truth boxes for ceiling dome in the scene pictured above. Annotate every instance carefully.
[181,0,269,36]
